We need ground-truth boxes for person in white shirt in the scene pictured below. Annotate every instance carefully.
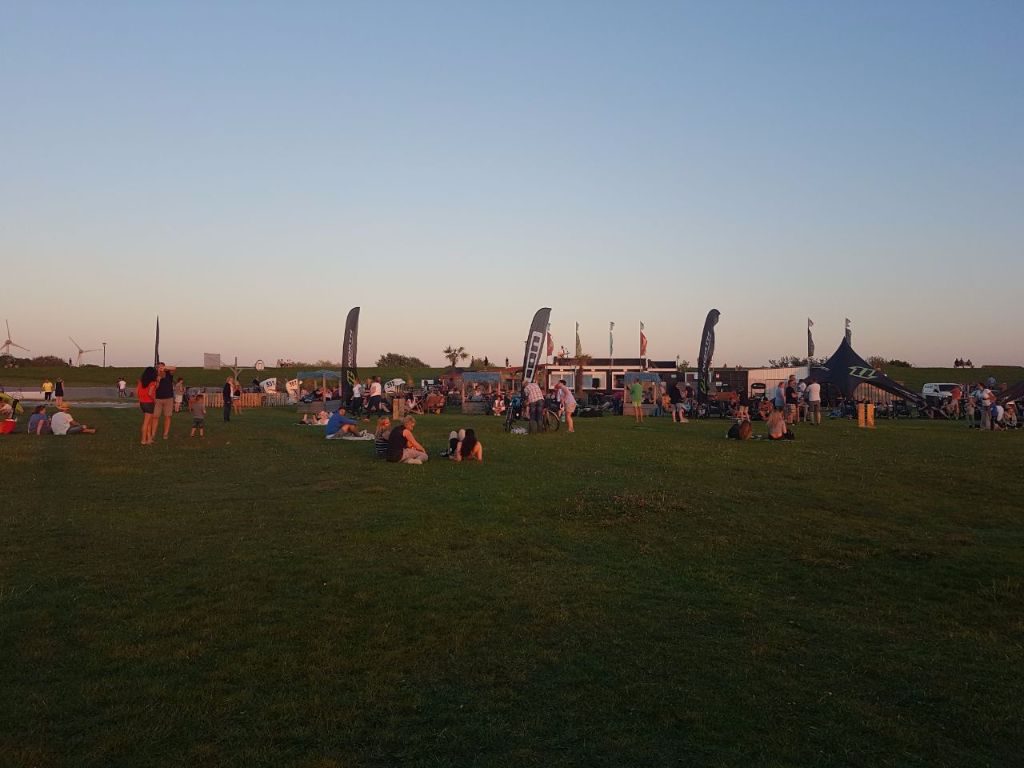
[50,403,96,435]
[554,379,577,433]
[368,377,383,413]
[350,381,363,414]
[806,380,822,425]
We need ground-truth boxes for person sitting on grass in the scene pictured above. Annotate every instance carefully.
[423,391,445,415]
[374,416,392,458]
[325,406,369,440]
[453,427,483,462]
[1004,401,1019,428]
[28,405,52,435]
[386,416,428,464]
[0,403,16,434]
[51,403,97,435]
[727,420,753,440]
[492,394,506,416]
[766,409,794,440]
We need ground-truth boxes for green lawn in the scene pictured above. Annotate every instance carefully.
[2,407,1022,767]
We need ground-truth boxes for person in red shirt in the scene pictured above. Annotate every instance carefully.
[137,366,158,445]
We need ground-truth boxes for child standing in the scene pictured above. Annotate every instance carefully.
[189,392,207,438]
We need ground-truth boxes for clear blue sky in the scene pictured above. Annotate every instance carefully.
[2,1,1021,368]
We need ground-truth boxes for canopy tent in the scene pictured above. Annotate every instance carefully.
[810,338,925,406]
[461,371,502,413]
[296,370,343,403]
[998,380,1024,405]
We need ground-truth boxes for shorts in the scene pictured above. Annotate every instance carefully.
[139,402,155,414]
[192,418,205,429]
[154,398,173,417]
[631,399,642,408]
[174,395,183,405]
[673,402,686,412]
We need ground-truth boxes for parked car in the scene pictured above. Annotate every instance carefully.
[921,382,962,408]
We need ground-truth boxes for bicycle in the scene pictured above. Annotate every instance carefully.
[503,394,560,432]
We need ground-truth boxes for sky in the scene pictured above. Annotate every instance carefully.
[2,1,1021,368]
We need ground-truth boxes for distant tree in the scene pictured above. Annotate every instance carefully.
[886,358,913,368]
[468,356,494,369]
[866,355,887,370]
[678,359,691,371]
[574,352,593,394]
[376,353,429,367]
[315,359,339,368]
[442,346,469,367]
[767,355,808,368]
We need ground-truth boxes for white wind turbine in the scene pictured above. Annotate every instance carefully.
[1,320,30,357]
[69,336,100,367]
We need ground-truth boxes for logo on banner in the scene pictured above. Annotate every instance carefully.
[523,330,544,383]
[848,366,877,380]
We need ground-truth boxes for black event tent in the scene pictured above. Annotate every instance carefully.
[810,338,925,406]
[998,380,1024,404]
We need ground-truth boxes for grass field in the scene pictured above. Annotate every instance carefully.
[2,406,1022,767]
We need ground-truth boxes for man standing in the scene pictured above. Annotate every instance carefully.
[41,378,54,401]
[629,379,644,423]
[554,379,577,433]
[668,380,686,424]
[978,382,993,430]
[806,379,822,425]
[117,377,127,398]
[222,376,234,422]
[523,379,545,433]
[785,375,799,425]
[154,362,176,439]
[368,376,383,413]
[350,379,363,415]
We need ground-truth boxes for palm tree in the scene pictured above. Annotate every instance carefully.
[442,345,470,367]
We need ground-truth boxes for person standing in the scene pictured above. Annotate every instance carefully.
[629,379,644,423]
[523,380,545,433]
[41,378,54,401]
[222,377,234,422]
[153,362,176,439]
[806,379,822,425]
[554,379,577,433]
[137,366,158,444]
[173,377,185,413]
[784,375,799,425]
[189,391,207,438]
[350,379,363,415]
[368,376,383,413]
[117,377,127,398]
[54,378,65,406]
[978,383,993,430]
[773,381,786,413]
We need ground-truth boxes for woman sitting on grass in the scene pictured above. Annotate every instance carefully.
[453,428,483,462]
[374,416,392,458]
[386,416,428,464]
[766,409,794,440]
[28,405,51,435]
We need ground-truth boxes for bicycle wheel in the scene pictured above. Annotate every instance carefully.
[543,409,560,432]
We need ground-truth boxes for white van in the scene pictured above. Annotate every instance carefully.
[921,382,962,406]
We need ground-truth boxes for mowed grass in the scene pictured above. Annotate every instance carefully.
[1,407,1022,767]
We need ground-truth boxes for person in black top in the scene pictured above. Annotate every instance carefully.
[154,362,177,439]
[222,377,234,422]
[54,378,65,406]
[784,374,799,425]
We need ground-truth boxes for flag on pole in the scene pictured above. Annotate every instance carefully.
[807,318,815,358]
[546,325,554,357]
[640,322,648,357]
[845,318,852,344]
[575,322,582,358]
[609,322,615,357]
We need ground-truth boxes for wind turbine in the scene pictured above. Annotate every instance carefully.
[1,320,29,357]
[69,337,100,367]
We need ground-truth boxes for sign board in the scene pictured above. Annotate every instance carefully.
[203,353,221,370]
[255,359,265,371]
